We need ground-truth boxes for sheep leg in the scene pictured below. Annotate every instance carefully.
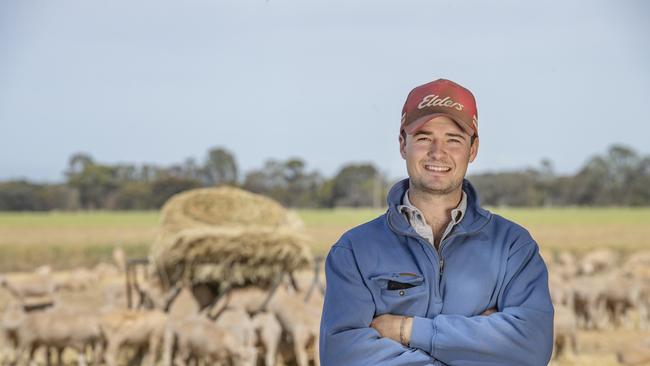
[92,340,104,366]
[127,346,145,366]
[13,344,25,366]
[26,345,37,366]
[76,349,88,366]
[314,334,321,366]
[176,344,189,366]
[57,347,65,366]
[44,347,51,366]
[570,332,578,355]
[641,302,649,330]
[265,341,278,366]
[162,328,175,366]
[104,340,121,366]
[293,333,309,366]
[145,334,162,366]
[2,341,16,366]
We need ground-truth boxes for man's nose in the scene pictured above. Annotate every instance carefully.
[427,141,446,158]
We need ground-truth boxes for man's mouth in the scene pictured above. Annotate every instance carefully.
[424,165,451,173]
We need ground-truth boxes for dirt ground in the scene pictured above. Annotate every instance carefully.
[2,288,650,365]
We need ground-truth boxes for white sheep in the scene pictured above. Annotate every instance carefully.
[172,315,257,366]
[4,302,102,366]
[100,308,167,366]
[0,273,57,308]
[251,311,282,366]
[214,283,321,366]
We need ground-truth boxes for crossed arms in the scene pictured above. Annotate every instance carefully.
[319,241,554,366]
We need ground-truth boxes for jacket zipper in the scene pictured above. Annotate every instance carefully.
[387,212,492,300]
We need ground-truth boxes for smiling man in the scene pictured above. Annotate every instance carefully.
[319,79,554,365]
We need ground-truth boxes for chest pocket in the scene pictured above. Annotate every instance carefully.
[369,272,428,316]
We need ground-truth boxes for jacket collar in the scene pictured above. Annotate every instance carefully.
[386,178,491,237]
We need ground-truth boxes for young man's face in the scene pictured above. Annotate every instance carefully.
[399,115,478,196]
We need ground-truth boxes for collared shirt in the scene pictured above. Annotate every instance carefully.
[398,188,467,249]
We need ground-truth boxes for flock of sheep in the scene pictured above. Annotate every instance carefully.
[4,247,650,365]
[545,248,650,363]
[0,249,324,366]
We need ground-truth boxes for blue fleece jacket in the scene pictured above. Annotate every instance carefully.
[319,178,554,366]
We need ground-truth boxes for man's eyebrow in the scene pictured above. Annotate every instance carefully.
[446,132,467,140]
[413,131,467,140]
[413,130,432,136]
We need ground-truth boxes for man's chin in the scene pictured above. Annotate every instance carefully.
[412,179,460,196]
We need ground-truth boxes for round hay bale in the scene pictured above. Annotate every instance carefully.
[151,227,312,290]
[150,186,312,290]
[157,186,303,240]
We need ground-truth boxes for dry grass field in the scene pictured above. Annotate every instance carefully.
[2,207,650,270]
[1,207,650,365]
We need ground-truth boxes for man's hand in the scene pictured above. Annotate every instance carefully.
[370,314,413,345]
[370,308,497,345]
[481,307,497,316]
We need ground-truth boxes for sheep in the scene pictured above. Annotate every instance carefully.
[570,274,605,330]
[100,308,167,366]
[1,301,22,365]
[101,279,128,310]
[162,286,200,366]
[578,248,620,276]
[172,315,257,366]
[93,262,121,280]
[593,270,645,330]
[163,286,258,366]
[213,308,256,351]
[552,303,578,361]
[251,312,282,366]
[4,302,102,366]
[617,337,650,365]
[270,290,321,366]
[0,273,57,308]
[214,283,321,366]
[548,271,574,309]
[553,251,578,279]
[51,268,99,292]
[112,247,127,273]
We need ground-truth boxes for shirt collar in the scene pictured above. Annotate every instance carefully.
[399,188,467,225]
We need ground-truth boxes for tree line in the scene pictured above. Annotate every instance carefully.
[0,144,648,211]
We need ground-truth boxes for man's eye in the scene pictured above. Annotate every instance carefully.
[449,139,461,143]
[416,137,430,141]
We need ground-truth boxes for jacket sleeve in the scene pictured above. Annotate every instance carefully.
[408,239,554,366]
[319,243,442,366]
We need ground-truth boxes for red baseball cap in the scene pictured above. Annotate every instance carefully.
[400,78,478,137]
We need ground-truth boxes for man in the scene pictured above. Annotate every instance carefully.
[319,79,554,365]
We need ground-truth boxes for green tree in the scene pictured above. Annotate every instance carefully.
[113,181,153,209]
[150,176,202,208]
[328,164,386,207]
[65,154,120,209]
[242,158,323,207]
[202,147,238,186]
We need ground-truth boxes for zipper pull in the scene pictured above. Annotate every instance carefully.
[439,259,444,275]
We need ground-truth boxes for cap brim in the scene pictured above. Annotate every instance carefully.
[403,113,476,137]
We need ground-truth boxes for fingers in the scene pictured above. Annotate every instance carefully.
[481,307,497,316]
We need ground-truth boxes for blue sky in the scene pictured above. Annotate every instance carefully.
[1,0,648,183]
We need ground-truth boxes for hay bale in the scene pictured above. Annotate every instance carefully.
[150,187,312,289]
[157,186,303,240]
[152,227,312,290]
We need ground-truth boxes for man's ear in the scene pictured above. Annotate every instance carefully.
[468,136,479,163]
[399,133,407,159]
